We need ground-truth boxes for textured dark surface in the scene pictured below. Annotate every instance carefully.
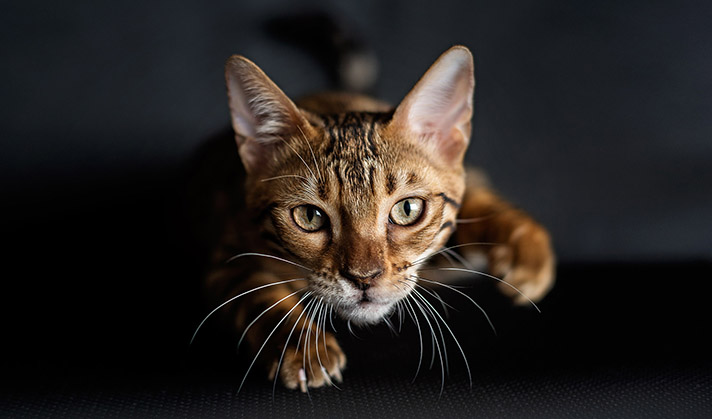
[2,365,710,418]
[2,262,711,417]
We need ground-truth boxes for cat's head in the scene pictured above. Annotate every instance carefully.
[225,46,474,325]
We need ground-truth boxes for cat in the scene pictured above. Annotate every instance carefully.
[194,45,555,392]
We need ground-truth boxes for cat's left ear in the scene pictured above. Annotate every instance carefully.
[389,46,474,165]
[225,55,313,174]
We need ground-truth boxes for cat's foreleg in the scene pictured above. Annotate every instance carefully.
[453,169,555,304]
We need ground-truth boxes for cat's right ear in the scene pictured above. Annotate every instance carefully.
[225,56,312,174]
[389,46,475,166]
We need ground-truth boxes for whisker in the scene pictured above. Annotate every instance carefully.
[456,208,514,224]
[278,137,317,182]
[408,293,445,396]
[411,288,450,379]
[401,278,456,314]
[402,296,424,383]
[396,300,404,333]
[295,297,318,354]
[440,250,457,268]
[317,303,342,390]
[319,302,332,364]
[346,319,359,338]
[408,275,496,335]
[304,298,322,379]
[412,287,473,390]
[190,277,306,345]
[411,242,500,266]
[328,304,337,333]
[237,286,306,351]
[260,174,310,183]
[272,295,315,397]
[382,315,398,336]
[313,299,329,387]
[389,283,407,334]
[238,290,311,394]
[443,248,476,270]
[314,299,326,371]
[406,292,436,369]
[225,252,313,272]
[424,267,541,313]
[297,125,322,182]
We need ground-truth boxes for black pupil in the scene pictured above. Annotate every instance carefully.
[306,206,316,222]
[403,200,411,216]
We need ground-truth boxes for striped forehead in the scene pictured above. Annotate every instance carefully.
[319,112,392,195]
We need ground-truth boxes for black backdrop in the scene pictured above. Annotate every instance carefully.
[2,1,711,417]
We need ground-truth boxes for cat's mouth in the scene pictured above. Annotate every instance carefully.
[335,290,398,325]
[313,275,413,325]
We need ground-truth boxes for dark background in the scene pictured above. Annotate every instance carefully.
[2,0,711,417]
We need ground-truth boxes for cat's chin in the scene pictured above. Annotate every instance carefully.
[337,299,396,326]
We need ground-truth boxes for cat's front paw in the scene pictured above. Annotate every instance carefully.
[269,331,346,392]
[488,219,555,305]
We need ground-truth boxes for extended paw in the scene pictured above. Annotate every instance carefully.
[268,331,346,392]
[488,220,555,305]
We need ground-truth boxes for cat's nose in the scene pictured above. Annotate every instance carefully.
[339,268,383,291]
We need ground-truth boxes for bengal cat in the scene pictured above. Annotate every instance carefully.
[193,46,555,392]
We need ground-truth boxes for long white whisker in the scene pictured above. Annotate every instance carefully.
[346,319,358,338]
[237,287,305,351]
[409,293,445,396]
[456,208,518,224]
[320,302,331,364]
[295,297,318,354]
[238,290,310,393]
[389,283,407,334]
[304,298,322,380]
[382,315,397,336]
[402,279,456,314]
[440,250,457,268]
[278,137,317,182]
[328,304,337,332]
[412,286,473,390]
[272,295,314,397]
[407,294,436,369]
[402,296,424,383]
[314,299,327,374]
[190,277,306,345]
[408,275,496,335]
[443,248,476,270]
[411,242,500,266]
[297,125,322,181]
[425,267,541,313]
[225,252,313,272]
[411,288,450,379]
[261,174,310,183]
[396,300,404,333]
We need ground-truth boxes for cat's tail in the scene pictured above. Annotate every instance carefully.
[264,12,379,93]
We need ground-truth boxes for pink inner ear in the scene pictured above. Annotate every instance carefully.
[225,56,309,174]
[395,47,474,164]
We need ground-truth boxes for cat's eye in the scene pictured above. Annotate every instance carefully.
[389,198,424,226]
[292,205,327,232]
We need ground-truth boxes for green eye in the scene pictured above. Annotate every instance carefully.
[292,205,327,232]
[389,198,424,226]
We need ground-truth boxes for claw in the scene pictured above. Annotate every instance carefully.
[321,366,332,386]
[298,368,307,393]
[332,367,343,383]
